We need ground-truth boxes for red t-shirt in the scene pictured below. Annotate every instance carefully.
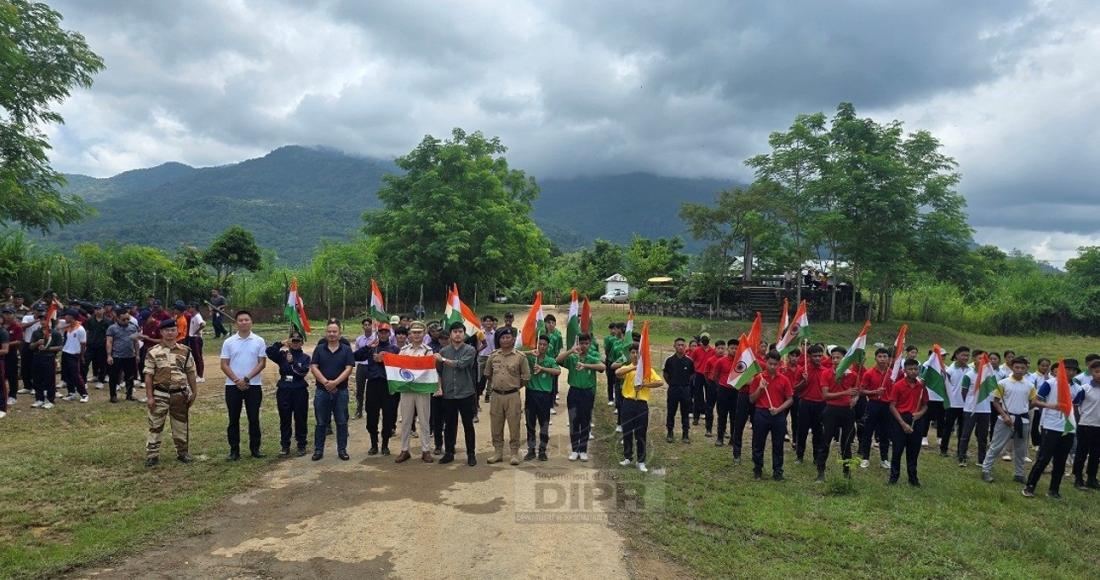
[861,366,892,401]
[886,378,928,415]
[780,365,802,395]
[801,363,834,403]
[826,369,858,407]
[711,355,734,387]
[691,346,715,375]
[751,371,794,409]
[6,322,23,345]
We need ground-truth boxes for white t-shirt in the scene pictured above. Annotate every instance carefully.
[961,367,992,413]
[62,326,86,355]
[945,364,969,408]
[1037,380,1082,432]
[1079,379,1100,428]
[220,332,266,386]
[188,312,205,338]
[994,376,1036,417]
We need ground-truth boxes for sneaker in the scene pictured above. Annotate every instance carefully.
[714,440,724,447]
[42,402,54,409]
[1048,491,1062,500]
[859,459,870,469]
[880,460,890,469]
[509,455,520,466]
[31,400,44,408]
[1074,479,1088,491]
[16,388,30,395]
[538,451,548,461]
[94,383,104,390]
[64,394,78,401]
[1024,456,1032,463]
[982,471,994,483]
[1002,454,1011,462]
[921,437,929,448]
[196,377,206,383]
[568,452,580,461]
[1021,487,1035,498]
[705,431,713,438]
[0,411,5,419]
[524,450,536,461]
[589,433,595,440]
[958,460,967,468]
[6,397,15,405]
[607,400,615,406]
[615,425,623,433]
[815,473,825,483]
[666,434,674,443]
[79,395,89,403]
[753,471,762,480]
[1013,475,1026,484]
[682,436,690,444]
[579,453,589,462]
[619,458,633,466]
[550,407,557,415]
[637,462,648,473]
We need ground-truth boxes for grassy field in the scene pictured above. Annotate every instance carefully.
[1,311,1096,578]
[575,309,1100,579]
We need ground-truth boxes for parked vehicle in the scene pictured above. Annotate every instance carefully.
[599,289,629,303]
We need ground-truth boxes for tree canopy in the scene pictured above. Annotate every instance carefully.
[0,0,103,231]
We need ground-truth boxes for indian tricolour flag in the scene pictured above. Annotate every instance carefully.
[284,278,311,335]
[725,333,762,390]
[776,297,790,344]
[965,353,997,407]
[1056,359,1077,434]
[566,289,581,347]
[444,284,481,337]
[624,309,634,338]
[369,279,386,320]
[776,300,808,355]
[835,320,871,382]
[920,343,950,401]
[888,324,909,381]
[519,291,545,350]
[635,320,653,387]
[381,353,439,395]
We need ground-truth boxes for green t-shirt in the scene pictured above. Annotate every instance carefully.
[605,335,624,362]
[564,351,602,389]
[528,353,558,392]
[546,329,563,357]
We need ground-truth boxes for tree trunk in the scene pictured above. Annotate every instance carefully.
[849,267,858,322]
[743,234,754,282]
[828,245,837,321]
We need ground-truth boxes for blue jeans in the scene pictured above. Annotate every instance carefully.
[314,387,349,454]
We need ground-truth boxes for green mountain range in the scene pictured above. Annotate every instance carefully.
[50,145,733,262]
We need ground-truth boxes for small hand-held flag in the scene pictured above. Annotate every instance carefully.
[1056,359,1077,434]
[284,278,311,335]
[369,279,386,320]
[776,297,790,344]
[776,300,809,355]
[635,320,652,387]
[519,291,545,350]
[835,320,871,382]
[888,324,909,381]
[566,289,581,347]
[920,343,950,401]
[580,295,592,334]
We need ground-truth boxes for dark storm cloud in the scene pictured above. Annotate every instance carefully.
[43,0,1100,262]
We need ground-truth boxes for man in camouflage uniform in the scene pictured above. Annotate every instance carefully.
[143,318,198,467]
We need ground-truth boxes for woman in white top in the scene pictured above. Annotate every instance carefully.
[1072,360,1100,490]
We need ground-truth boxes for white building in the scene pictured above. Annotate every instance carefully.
[604,273,631,296]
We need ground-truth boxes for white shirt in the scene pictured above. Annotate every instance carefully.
[945,364,969,408]
[61,325,86,355]
[1038,380,1082,432]
[188,312,205,337]
[961,367,992,413]
[220,332,266,385]
[1079,379,1100,428]
[995,376,1035,417]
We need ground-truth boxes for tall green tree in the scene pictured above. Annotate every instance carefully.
[680,182,772,282]
[204,225,262,289]
[622,235,688,287]
[363,129,549,297]
[1,0,103,230]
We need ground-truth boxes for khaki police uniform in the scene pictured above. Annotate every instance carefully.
[144,342,196,459]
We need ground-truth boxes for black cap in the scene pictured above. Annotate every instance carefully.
[34,304,46,312]
[497,327,515,337]
[159,319,177,329]
[0,307,13,314]
[152,299,163,306]
[62,308,79,317]
[173,300,186,311]
[104,300,116,306]
[1056,358,1081,373]
[94,303,104,309]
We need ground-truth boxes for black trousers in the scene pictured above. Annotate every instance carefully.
[752,408,787,475]
[691,373,707,421]
[1073,424,1100,483]
[567,387,594,453]
[83,343,107,383]
[819,405,856,474]
[32,356,56,403]
[621,398,650,462]
[442,395,477,456]
[551,374,559,407]
[1031,409,1044,447]
[431,395,446,449]
[715,387,736,441]
[703,380,718,432]
[525,390,553,452]
[1026,428,1075,493]
[212,312,227,338]
[4,351,19,399]
[225,384,263,454]
[890,413,922,483]
[957,412,990,463]
[789,397,800,441]
[605,357,617,402]
[276,386,309,448]
[108,356,137,399]
[796,399,826,463]
[938,407,965,453]
[60,352,86,396]
[859,400,892,462]
[21,345,33,392]
[365,377,396,447]
[731,391,752,458]
[354,365,369,416]
[920,401,944,439]
[665,384,692,435]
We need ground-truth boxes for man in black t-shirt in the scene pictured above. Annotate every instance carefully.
[663,337,695,443]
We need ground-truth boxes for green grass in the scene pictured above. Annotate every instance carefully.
[583,311,1100,578]
[0,324,290,579]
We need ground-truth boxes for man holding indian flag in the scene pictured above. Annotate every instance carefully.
[385,321,438,464]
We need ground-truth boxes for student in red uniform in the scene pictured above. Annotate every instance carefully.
[782,349,805,447]
[701,340,725,438]
[689,334,714,427]
[749,351,794,481]
[711,339,737,446]
[887,358,929,486]
[858,348,894,469]
[818,346,860,481]
[731,339,760,463]
[796,345,832,466]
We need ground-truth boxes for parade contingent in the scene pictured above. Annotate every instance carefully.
[2,286,1099,502]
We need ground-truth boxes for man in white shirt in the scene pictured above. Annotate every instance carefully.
[394,321,435,464]
[60,309,88,402]
[1023,359,1084,499]
[186,303,206,382]
[219,310,267,461]
[1073,359,1100,490]
[981,357,1036,484]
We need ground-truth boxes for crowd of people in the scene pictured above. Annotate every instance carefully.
[3,285,1098,501]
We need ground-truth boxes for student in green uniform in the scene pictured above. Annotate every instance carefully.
[525,335,560,461]
[604,322,623,406]
[543,314,564,413]
[556,333,605,461]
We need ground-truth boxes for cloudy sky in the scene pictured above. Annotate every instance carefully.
[45,0,1099,265]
